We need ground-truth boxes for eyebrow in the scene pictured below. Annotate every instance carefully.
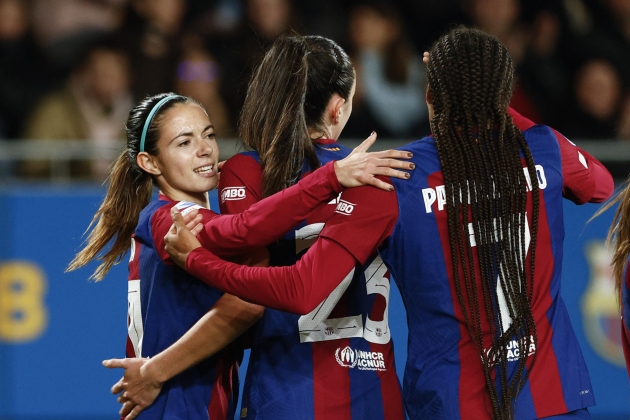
[169,124,215,144]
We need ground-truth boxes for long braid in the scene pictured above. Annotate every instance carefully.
[427,27,540,420]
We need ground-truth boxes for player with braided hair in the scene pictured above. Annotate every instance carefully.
[164,27,614,419]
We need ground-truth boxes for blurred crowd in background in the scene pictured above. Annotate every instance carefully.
[1,0,630,180]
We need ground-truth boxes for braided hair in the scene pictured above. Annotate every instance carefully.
[426,27,540,419]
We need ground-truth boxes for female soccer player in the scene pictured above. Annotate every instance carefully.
[68,92,413,419]
[106,35,407,420]
[164,28,615,420]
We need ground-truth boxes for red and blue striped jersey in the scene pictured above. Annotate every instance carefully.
[218,138,405,420]
[125,163,346,420]
[621,256,630,377]
[126,197,239,420]
[316,122,612,418]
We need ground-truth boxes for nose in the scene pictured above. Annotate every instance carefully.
[197,137,214,157]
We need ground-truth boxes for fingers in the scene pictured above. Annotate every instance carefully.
[423,51,430,63]
[125,404,146,420]
[184,213,203,231]
[218,160,226,171]
[111,378,126,395]
[369,149,413,161]
[103,358,128,369]
[353,132,377,153]
[170,207,186,230]
[120,400,135,418]
[364,176,395,192]
[190,223,203,236]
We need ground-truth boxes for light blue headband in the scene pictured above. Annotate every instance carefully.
[140,95,182,152]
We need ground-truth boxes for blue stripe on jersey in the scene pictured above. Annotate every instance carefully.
[380,137,464,420]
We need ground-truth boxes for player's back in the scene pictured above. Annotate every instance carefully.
[380,126,595,419]
[219,139,404,420]
[126,198,240,420]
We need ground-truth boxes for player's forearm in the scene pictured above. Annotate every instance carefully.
[142,294,263,384]
[199,162,342,256]
[186,239,357,314]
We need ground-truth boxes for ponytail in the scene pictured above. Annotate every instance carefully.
[67,151,153,280]
[239,35,354,197]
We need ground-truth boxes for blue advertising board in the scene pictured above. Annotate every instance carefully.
[0,186,628,419]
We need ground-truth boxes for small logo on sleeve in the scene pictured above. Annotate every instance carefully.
[221,187,246,203]
[335,199,355,216]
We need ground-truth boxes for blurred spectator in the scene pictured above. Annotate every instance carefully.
[21,42,132,179]
[31,0,127,70]
[203,0,298,128]
[174,39,232,137]
[117,0,187,100]
[0,0,59,139]
[465,0,544,123]
[345,3,427,139]
[517,6,572,127]
[561,59,623,139]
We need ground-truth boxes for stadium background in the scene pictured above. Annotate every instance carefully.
[1,0,630,418]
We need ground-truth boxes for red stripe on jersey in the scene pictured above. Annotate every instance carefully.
[429,172,491,417]
[313,338,352,420]
[372,341,405,420]
[526,190,568,417]
[128,237,141,280]
[208,348,238,420]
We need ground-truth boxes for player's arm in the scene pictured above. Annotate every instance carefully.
[508,107,613,204]
[165,182,399,313]
[194,134,413,256]
[104,286,264,420]
[552,129,614,204]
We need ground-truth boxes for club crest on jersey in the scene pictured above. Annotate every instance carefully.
[221,186,246,203]
[335,199,355,216]
[335,346,387,371]
[582,241,624,366]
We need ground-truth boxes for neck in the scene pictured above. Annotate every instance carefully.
[159,186,209,208]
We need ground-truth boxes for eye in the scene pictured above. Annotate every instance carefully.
[204,132,216,140]
[178,139,191,147]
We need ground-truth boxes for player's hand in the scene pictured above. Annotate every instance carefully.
[423,51,430,64]
[103,357,162,420]
[334,132,414,191]
[165,207,203,269]
[180,208,203,236]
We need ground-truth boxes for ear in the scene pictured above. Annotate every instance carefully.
[137,152,162,176]
[329,93,346,124]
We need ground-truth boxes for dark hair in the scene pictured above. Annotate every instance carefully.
[68,93,199,280]
[426,27,540,419]
[239,35,355,197]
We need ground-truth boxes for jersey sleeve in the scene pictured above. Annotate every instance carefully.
[185,236,358,314]
[318,178,399,264]
[218,153,263,214]
[552,129,614,204]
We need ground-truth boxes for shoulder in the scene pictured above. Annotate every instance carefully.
[135,199,171,242]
